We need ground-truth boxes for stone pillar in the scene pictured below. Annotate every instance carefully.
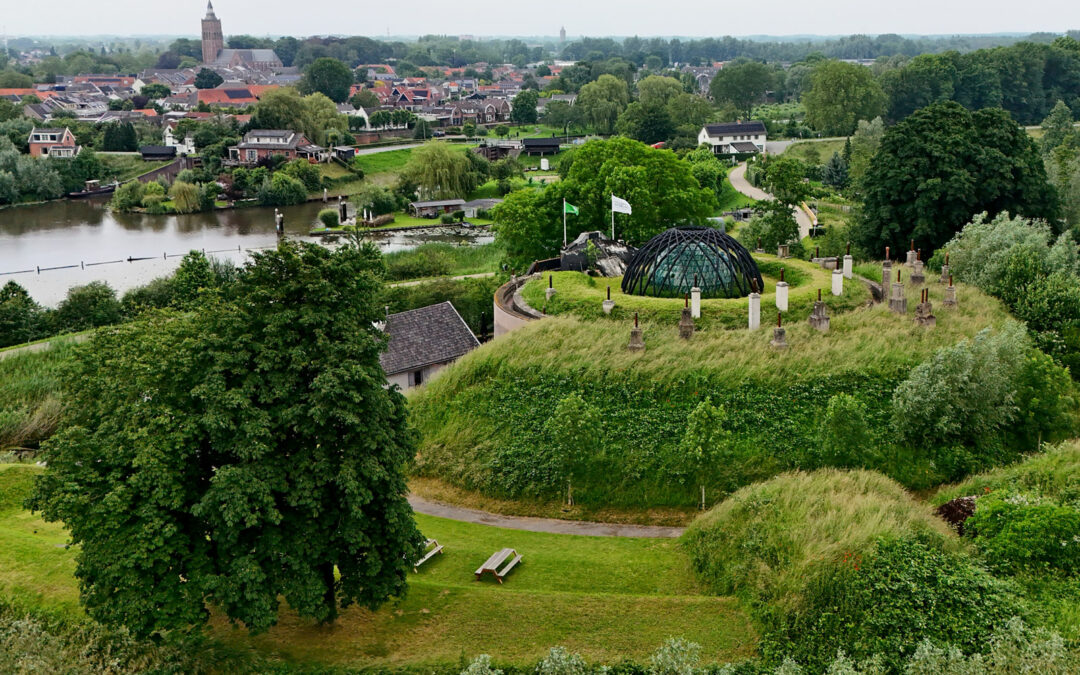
[602,285,615,314]
[906,240,917,267]
[832,268,843,296]
[809,289,830,332]
[545,275,556,302]
[914,288,936,327]
[777,244,789,259]
[323,187,328,202]
[889,269,907,314]
[843,255,853,279]
[748,292,761,331]
[944,276,958,308]
[628,313,645,351]
[775,267,789,312]
[690,286,701,319]
[940,252,951,284]
[679,307,695,340]
[881,260,892,299]
[770,313,788,349]
[911,250,925,285]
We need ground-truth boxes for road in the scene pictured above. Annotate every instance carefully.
[408,494,685,538]
[728,162,815,239]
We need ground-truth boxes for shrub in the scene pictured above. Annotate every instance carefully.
[648,638,701,675]
[53,281,122,332]
[140,194,167,214]
[256,172,308,206]
[168,180,201,214]
[282,158,322,192]
[121,277,176,317]
[536,647,588,675]
[440,213,455,224]
[0,281,47,348]
[544,392,602,504]
[109,180,144,211]
[817,393,874,468]
[461,654,502,675]
[318,208,340,229]
[384,247,453,281]
[967,494,1080,575]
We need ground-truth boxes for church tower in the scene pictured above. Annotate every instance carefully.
[201,1,224,64]
[560,26,566,43]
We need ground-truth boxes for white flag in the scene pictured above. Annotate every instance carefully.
[611,195,632,215]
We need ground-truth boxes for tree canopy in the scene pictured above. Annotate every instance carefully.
[576,74,630,135]
[709,61,774,116]
[29,241,423,638]
[802,61,887,136]
[401,142,483,200]
[856,101,1059,256]
[299,57,354,103]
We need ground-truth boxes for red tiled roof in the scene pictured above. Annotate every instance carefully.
[0,88,61,98]
[133,108,159,116]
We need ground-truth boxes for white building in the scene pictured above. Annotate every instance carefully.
[163,122,196,155]
[379,302,479,390]
[698,120,767,155]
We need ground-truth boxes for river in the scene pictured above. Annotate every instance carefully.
[0,199,493,306]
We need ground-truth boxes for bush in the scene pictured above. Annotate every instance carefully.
[53,281,122,333]
[536,647,588,675]
[0,281,47,348]
[817,393,874,468]
[968,494,1080,575]
[109,180,144,211]
[282,158,322,192]
[256,172,308,206]
[168,180,201,214]
[385,247,453,281]
[318,208,340,229]
[140,194,167,214]
[440,213,455,224]
[648,638,701,675]
[121,277,176,317]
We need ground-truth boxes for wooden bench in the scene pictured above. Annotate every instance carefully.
[474,548,523,584]
[413,538,444,573]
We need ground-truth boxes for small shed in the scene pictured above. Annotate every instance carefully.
[333,145,357,161]
[380,301,479,389]
[409,199,466,218]
[139,145,177,161]
[522,137,561,156]
[462,198,502,218]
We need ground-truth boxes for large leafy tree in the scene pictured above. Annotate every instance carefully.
[576,74,630,134]
[708,61,774,116]
[30,241,422,637]
[510,89,539,125]
[856,101,1059,256]
[298,57,354,103]
[193,68,224,90]
[615,102,674,144]
[401,141,480,200]
[802,60,887,136]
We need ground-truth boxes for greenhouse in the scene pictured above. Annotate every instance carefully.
[621,226,764,299]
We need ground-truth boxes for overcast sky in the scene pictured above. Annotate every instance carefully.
[3,0,1078,39]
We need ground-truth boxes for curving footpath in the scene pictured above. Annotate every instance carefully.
[408,494,685,538]
[728,162,815,239]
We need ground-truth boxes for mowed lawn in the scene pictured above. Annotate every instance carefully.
[0,464,756,668]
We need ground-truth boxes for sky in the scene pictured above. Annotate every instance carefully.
[2,0,1078,39]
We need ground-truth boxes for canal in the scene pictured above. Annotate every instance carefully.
[0,199,493,306]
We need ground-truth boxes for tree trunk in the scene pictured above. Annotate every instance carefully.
[320,562,338,624]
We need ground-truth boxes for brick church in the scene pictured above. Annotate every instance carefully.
[200,1,283,70]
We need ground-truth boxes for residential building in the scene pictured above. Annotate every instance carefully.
[164,121,197,155]
[521,137,561,155]
[27,127,79,158]
[379,301,479,389]
[227,129,324,166]
[697,120,767,154]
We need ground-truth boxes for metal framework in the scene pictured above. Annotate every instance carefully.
[621,227,764,299]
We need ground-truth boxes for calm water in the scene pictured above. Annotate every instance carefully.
[0,199,492,306]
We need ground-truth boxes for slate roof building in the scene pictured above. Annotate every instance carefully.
[380,301,479,389]
[227,129,324,166]
[698,120,767,155]
[201,2,282,70]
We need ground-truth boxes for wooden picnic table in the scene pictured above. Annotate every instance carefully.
[474,547,523,584]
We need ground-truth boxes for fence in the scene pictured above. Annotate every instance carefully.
[0,243,281,278]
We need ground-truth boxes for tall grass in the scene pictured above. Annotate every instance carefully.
[933,441,1080,505]
[383,242,504,281]
[0,344,74,453]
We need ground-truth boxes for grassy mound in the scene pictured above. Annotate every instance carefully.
[682,469,1019,670]
[411,281,1014,510]
[0,345,72,454]
[523,256,869,329]
[934,440,1080,506]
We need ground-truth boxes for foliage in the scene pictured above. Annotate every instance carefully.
[856,102,1059,256]
[510,89,539,124]
[168,180,201,213]
[256,171,308,206]
[577,74,630,135]
[0,281,48,348]
[298,57,353,102]
[0,138,64,204]
[318,208,340,229]
[802,61,887,136]
[536,647,588,675]
[171,251,217,309]
[544,393,602,504]
[648,638,701,675]
[251,88,347,147]
[281,158,323,192]
[675,398,731,507]
[0,345,71,453]
[193,67,223,89]
[52,282,122,333]
[739,200,800,252]
[709,60,775,115]
[110,180,144,211]
[616,102,674,144]
[101,122,138,152]
[462,654,503,675]
[821,153,849,189]
[967,493,1080,575]
[402,142,483,200]
[383,275,502,335]
[29,241,423,637]
[817,393,873,468]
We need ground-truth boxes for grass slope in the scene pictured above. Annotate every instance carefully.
[0,344,74,453]
[0,464,755,668]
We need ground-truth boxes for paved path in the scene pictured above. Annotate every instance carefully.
[389,272,496,288]
[728,162,815,239]
[408,494,685,538]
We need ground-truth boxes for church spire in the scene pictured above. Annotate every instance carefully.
[205,1,217,19]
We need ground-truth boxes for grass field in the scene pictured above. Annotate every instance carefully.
[352,148,415,176]
[98,155,171,182]
[521,257,867,330]
[384,242,504,281]
[783,140,846,165]
[0,344,75,453]
[0,463,756,668]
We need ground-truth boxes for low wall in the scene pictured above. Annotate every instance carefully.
[493,274,544,338]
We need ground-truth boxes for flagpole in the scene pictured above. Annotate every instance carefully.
[610,194,615,240]
[563,198,567,247]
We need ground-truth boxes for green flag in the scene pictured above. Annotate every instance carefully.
[563,201,579,215]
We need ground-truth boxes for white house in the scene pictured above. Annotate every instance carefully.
[336,102,370,127]
[698,120,767,155]
[163,122,196,155]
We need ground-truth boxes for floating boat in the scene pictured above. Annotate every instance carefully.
[68,180,120,199]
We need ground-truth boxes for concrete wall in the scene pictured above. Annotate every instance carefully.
[493,274,544,338]
[388,361,450,390]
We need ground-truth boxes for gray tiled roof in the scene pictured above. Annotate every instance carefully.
[380,301,479,376]
[703,121,767,136]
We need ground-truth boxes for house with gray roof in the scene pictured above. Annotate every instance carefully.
[698,120,767,155]
[380,301,479,389]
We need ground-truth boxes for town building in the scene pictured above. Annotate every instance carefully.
[27,127,80,158]
[227,129,324,166]
[379,302,479,389]
[697,120,767,155]
[200,2,283,70]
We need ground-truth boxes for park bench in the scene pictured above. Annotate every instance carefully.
[474,547,523,584]
[413,539,444,572]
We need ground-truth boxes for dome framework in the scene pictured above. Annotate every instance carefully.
[621,227,764,299]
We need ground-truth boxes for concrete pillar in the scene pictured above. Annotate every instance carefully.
[944,284,957,308]
[690,286,701,319]
[939,265,950,285]
[679,307,695,340]
[914,288,936,327]
[775,282,789,312]
[881,260,892,298]
[770,313,787,349]
[748,292,761,331]
[628,313,645,351]
[777,244,789,259]
[843,254,853,279]
[911,260,925,286]
[889,278,907,314]
[832,268,843,296]
[906,248,917,267]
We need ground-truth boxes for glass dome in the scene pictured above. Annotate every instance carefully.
[621,227,764,299]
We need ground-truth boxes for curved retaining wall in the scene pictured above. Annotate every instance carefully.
[493,274,545,337]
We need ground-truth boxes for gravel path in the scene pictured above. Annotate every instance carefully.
[408,494,686,538]
[728,162,815,239]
